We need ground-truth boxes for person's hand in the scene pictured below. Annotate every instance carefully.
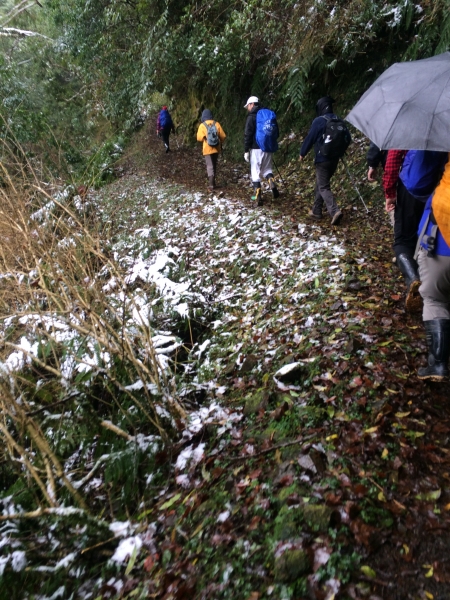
[385,196,396,212]
[244,152,250,162]
[367,167,377,182]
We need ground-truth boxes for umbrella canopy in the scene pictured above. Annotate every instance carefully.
[346,52,450,151]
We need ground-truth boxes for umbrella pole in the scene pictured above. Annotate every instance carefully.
[342,157,370,213]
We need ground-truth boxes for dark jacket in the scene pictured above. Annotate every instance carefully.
[244,104,261,151]
[300,112,339,164]
[366,142,387,169]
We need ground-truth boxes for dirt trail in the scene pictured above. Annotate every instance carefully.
[119,120,450,599]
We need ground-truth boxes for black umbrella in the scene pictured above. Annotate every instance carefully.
[346,52,450,151]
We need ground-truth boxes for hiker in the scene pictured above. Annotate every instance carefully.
[382,150,446,312]
[243,96,279,206]
[410,154,450,381]
[299,96,350,225]
[156,106,175,153]
[196,109,226,190]
[367,142,393,226]
[367,141,393,226]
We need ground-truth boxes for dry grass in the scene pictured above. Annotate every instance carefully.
[0,141,185,510]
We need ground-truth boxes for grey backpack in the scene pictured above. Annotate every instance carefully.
[203,121,220,147]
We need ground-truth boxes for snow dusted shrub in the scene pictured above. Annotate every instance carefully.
[0,152,185,514]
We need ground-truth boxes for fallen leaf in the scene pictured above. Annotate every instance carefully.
[360,565,376,578]
[364,426,378,434]
[143,554,156,572]
[201,464,211,482]
[416,490,442,500]
[160,493,182,510]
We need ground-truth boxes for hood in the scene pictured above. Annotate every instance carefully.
[316,96,335,116]
[201,109,213,121]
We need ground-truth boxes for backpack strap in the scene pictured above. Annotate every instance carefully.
[425,210,439,257]
[414,209,439,259]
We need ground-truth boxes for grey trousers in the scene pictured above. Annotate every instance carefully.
[313,158,340,217]
[417,248,450,320]
[204,153,218,177]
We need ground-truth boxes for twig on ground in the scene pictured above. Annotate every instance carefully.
[222,432,321,462]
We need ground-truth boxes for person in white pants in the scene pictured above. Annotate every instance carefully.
[243,96,279,206]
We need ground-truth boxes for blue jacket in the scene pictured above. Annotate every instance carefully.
[300,113,338,164]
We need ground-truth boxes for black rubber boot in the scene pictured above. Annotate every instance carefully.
[267,174,279,199]
[397,253,422,313]
[252,182,263,206]
[418,319,450,381]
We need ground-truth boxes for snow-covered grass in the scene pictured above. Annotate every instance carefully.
[0,170,350,597]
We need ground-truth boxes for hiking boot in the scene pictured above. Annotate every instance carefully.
[165,144,170,153]
[405,279,423,313]
[331,210,343,225]
[208,176,215,190]
[397,253,422,313]
[252,188,263,206]
[418,319,450,381]
[308,210,322,220]
[268,177,280,199]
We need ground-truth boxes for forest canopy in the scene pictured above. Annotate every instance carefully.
[1,0,449,172]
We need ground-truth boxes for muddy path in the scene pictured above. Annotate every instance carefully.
[117,119,450,600]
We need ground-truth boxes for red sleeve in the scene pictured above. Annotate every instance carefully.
[382,150,407,198]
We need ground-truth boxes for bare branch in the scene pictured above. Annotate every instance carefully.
[0,26,52,40]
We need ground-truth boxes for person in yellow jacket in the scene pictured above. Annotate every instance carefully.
[196,109,226,190]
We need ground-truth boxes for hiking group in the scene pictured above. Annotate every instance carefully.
[366,143,450,382]
[157,92,450,383]
[158,95,349,213]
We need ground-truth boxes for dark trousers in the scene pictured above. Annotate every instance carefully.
[161,127,171,148]
[393,179,425,260]
[313,158,340,217]
[204,153,218,177]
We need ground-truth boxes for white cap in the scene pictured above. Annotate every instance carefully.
[244,96,259,107]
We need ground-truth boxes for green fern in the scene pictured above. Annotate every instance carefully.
[286,67,307,111]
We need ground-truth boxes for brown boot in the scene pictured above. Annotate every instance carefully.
[397,254,422,313]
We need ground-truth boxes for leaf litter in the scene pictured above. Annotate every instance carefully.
[0,127,450,599]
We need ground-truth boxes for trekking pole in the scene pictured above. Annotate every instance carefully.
[272,159,285,184]
[342,157,370,213]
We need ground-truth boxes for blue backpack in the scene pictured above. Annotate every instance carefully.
[159,109,172,129]
[400,150,447,201]
[255,108,278,153]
